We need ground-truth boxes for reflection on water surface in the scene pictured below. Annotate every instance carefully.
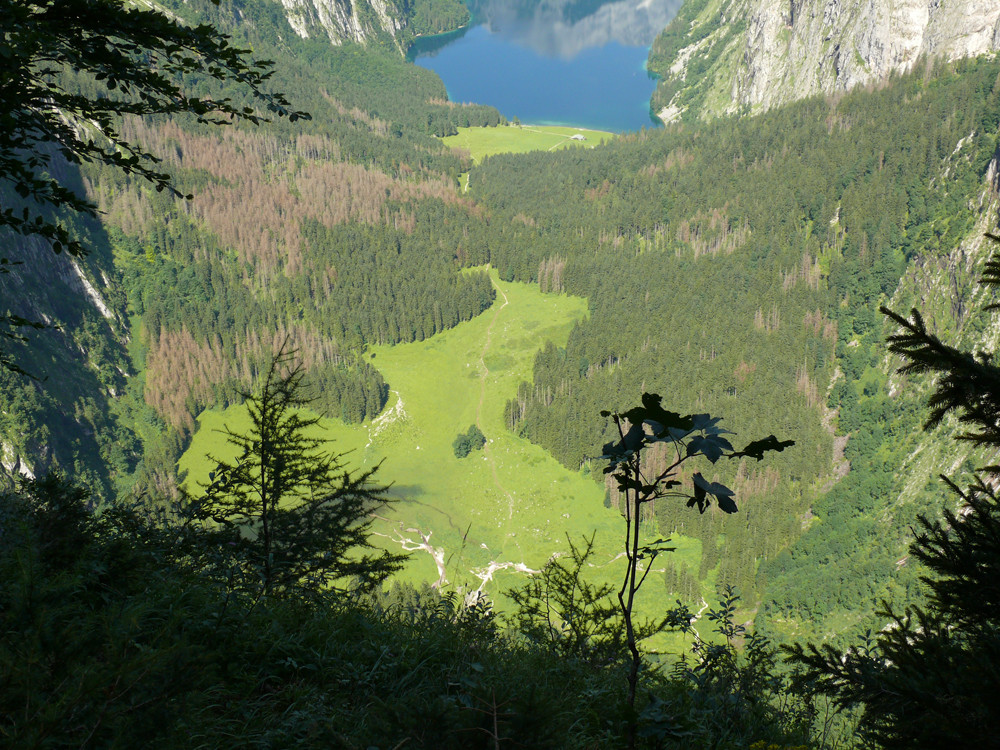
[466,0,684,58]
[412,0,681,131]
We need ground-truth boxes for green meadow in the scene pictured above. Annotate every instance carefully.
[443,124,614,164]
[181,270,706,648]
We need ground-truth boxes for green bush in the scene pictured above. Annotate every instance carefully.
[453,423,486,458]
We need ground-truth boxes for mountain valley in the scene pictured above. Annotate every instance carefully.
[2,0,1000,744]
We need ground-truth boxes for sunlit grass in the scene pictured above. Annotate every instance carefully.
[443,124,614,163]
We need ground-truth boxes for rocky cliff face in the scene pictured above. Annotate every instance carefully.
[650,0,1000,123]
[278,0,406,48]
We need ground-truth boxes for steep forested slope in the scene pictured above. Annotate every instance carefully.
[756,160,1000,643]
[0,200,133,500]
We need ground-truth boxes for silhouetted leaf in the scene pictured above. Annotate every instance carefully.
[737,435,795,461]
[692,473,734,498]
[717,496,738,514]
[601,422,646,463]
[689,480,708,513]
[690,414,722,431]
[687,434,733,463]
[623,393,694,437]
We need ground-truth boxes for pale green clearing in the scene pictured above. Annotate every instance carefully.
[443,124,614,164]
[180,269,706,651]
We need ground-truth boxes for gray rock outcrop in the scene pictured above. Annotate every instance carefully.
[278,0,405,47]
[656,0,1000,122]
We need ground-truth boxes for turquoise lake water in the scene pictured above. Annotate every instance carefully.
[410,0,683,133]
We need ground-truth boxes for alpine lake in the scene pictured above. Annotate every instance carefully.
[409,0,684,133]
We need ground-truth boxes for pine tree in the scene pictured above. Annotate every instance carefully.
[785,234,1000,747]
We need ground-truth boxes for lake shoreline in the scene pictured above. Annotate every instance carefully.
[405,19,474,61]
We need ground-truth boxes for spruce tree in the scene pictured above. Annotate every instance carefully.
[785,234,1000,747]
[190,346,405,601]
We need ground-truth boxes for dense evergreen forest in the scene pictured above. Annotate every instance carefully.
[2,0,1000,743]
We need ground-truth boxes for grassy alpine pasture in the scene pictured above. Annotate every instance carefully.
[180,269,707,649]
[443,124,614,163]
